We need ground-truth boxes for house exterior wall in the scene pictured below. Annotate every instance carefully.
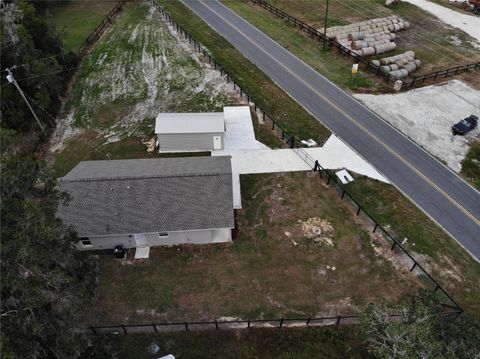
[75,228,232,251]
[157,132,224,152]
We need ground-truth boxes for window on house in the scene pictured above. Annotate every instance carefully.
[80,238,92,247]
[158,232,169,238]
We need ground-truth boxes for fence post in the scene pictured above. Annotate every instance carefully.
[215,320,219,330]
[153,324,157,333]
[410,262,417,272]
[90,326,97,335]
[391,241,397,250]
[122,325,127,334]
[373,223,378,233]
[356,206,361,216]
[336,316,341,325]
[247,320,251,328]
[290,136,294,148]
[279,318,284,328]
[306,317,311,325]
[341,189,346,200]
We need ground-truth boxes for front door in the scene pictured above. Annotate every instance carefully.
[213,135,222,150]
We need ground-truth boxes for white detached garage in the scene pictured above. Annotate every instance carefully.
[155,112,225,152]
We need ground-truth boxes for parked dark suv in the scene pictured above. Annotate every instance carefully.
[452,115,478,136]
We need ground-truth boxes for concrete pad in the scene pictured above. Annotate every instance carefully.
[135,246,150,259]
[354,80,480,172]
[336,169,354,184]
[305,135,389,183]
[223,106,269,151]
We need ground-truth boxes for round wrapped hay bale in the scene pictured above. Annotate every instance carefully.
[403,21,410,29]
[371,59,381,67]
[414,59,422,68]
[405,50,415,58]
[380,56,392,65]
[393,23,401,32]
[403,62,417,73]
[397,22,405,30]
[362,47,376,56]
[390,69,409,79]
[389,33,397,40]
[381,65,391,74]
[388,24,395,32]
[352,40,367,50]
[389,64,399,71]
[375,42,397,54]
[352,49,363,56]
[348,32,364,41]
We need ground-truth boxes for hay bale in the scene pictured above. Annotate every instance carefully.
[348,32,364,41]
[352,41,367,49]
[390,69,409,79]
[389,64,399,71]
[371,59,381,66]
[403,61,417,73]
[362,47,376,56]
[414,59,422,68]
[375,42,397,54]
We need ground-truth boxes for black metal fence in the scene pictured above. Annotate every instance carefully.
[403,62,480,88]
[86,315,363,335]
[77,0,126,57]
[147,0,463,314]
[252,0,479,89]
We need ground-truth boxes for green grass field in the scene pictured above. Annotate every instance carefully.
[47,0,117,50]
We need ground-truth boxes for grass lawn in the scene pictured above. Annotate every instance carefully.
[345,176,480,315]
[227,0,480,77]
[82,172,421,326]
[88,327,370,359]
[461,140,480,190]
[46,0,117,50]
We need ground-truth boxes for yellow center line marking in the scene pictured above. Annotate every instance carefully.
[196,0,480,225]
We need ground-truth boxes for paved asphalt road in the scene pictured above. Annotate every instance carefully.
[181,0,480,260]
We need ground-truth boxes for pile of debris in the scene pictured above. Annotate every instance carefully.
[449,0,480,14]
[371,50,422,79]
[326,16,410,56]
[299,217,334,246]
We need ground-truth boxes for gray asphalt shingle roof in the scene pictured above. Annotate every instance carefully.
[57,157,234,237]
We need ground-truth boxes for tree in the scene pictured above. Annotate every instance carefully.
[360,292,480,358]
[0,155,97,358]
[0,0,77,132]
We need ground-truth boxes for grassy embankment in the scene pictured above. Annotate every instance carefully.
[229,0,480,78]
[47,0,116,50]
[89,327,369,359]
[84,172,421,325]
[461,141,480,190]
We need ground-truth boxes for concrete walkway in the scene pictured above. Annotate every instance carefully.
[404,0,480,42]
[214,135,389,208]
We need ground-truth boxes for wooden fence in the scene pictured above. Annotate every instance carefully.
[77,0,126,57]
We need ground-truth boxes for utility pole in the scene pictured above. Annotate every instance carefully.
[5,66,45,132]
[323,0,330,50]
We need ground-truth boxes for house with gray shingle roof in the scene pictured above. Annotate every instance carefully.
[57,156,235,252]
